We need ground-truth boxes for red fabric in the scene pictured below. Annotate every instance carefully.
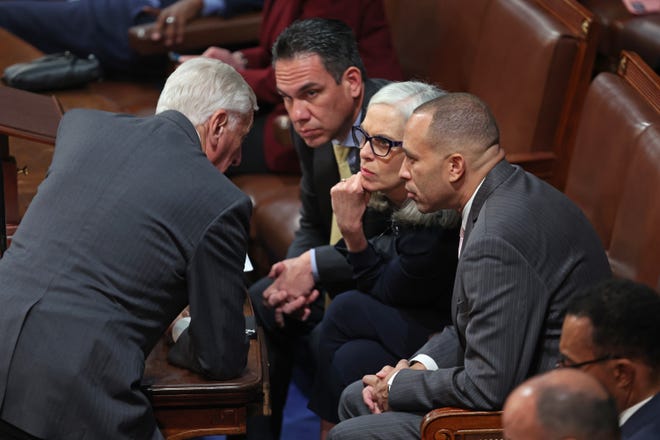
[237,0,404,173]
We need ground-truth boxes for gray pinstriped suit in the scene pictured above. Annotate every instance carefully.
[0,109,251,439]
[329,160,612,440]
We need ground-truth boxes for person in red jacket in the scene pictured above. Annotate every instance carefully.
[181,0,404,174]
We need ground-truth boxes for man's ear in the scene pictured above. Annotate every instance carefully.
[448,153,466,183]
[613,359,636,389]
[209,109,228,140]
[343,66,363,98]
[202,109,228,163]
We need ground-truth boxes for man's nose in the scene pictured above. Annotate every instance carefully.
[290,99,310,122]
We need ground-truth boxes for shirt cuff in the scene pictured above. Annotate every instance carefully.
[171,316,191,343]
[309,248,320,282]
[387,370,400,391]
[410,354,439,371]
[201,0,227,16]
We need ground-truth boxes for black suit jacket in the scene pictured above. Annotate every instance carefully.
[286,78,391,292]
[0,109,251,439]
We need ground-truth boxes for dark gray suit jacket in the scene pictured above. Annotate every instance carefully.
[287,78,391,293]
[0,109,251,439]
[389,160,612,412]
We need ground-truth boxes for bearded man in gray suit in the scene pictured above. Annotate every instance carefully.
[328,93,612,440]
[0,57,257,440]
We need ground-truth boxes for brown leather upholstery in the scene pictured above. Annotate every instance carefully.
[128,12,262,56]
[565,51,660,251]
[383,0,489,89]
[384,0,599,188]
[563,73,658,248]
[420,407,503,440]
[230,174,301,277]
[252,190,301,271]
[608,124,660,287]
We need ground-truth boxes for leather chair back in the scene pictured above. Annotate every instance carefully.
[384,0,599,188]
[608,124,660,286]
[564,72,659,248]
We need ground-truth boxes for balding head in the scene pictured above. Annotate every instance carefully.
[503,369,620,440]
[414,93,499,160]
[399,92,505,213]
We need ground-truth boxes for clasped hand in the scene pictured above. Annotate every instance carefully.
[262,251,319,327]
[362,359,410,414]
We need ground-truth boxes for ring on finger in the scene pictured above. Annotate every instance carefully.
[165,16,176,24]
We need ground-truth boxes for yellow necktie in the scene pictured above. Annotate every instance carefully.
[330,144,354,245]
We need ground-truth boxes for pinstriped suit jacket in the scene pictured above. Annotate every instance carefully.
[0,109,251,439]
[389,160,611,412]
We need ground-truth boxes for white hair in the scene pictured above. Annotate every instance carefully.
[156,57,258,126]
[368,81,445,120]
[367,81,459,228]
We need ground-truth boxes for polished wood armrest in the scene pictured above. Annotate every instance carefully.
[0,86,63,252]
[141,298,268,439]
[128,12,262,56]
[0,86,63,144]
[420,407,503,440]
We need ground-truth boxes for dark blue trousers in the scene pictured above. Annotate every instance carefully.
[308,290,444,423]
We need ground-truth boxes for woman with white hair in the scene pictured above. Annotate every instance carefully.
[307,81,460,439]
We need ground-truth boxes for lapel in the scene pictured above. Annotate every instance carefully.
[452,160,516,345]
[462,159,516,249]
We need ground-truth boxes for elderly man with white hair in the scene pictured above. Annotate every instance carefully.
[0,58,257,440]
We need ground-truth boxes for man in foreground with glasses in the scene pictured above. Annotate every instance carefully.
[502,368,621,440]
[328,93,611,440]
[558,278,660,440]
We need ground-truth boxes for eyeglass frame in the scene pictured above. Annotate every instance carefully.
[555,353,621,369]
[351,125,403,157]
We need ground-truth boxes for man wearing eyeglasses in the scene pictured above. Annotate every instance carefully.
[558,278,660,440]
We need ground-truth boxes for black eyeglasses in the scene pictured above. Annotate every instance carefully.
[351,126,402,157]
[555,354,620,369]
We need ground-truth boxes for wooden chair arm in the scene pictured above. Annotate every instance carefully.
[420,407,503,440]
[128,12,262,56]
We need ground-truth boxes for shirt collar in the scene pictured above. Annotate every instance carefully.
[461,177,486,232]
[619,394,654,426]
[332,110,362,148]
